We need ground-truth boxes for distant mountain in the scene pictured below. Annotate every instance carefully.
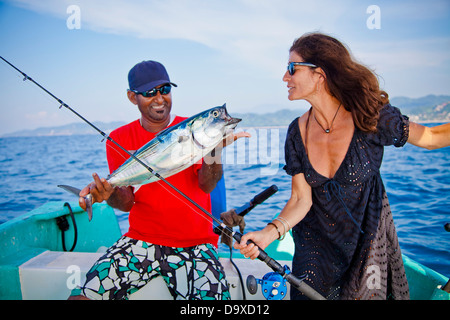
[236,94,450,127]
[1,121,125,138]
[390,95,450,122]
[235,109,303,128]
[2,95,449,137]
[390,95,450,110]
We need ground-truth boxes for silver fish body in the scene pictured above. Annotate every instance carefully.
[107,104,240,187]
[60,104,241,220]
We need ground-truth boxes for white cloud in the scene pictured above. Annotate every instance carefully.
[8,0,350,77]
[355,36,450,69]
[4,0,450,117]
[24,110,48,120]
[8,0,450,66]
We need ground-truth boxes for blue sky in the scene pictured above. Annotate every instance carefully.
[0,0,449,135]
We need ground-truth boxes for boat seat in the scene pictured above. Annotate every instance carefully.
[18,249,288,300]
[18,250,172,300]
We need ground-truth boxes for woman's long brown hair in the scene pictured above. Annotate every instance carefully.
[290,33,389,133]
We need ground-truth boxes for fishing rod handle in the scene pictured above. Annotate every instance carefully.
[252,184,278,206]
[232,232,283,270]
[237,185,278,217]
[284,273,327,300]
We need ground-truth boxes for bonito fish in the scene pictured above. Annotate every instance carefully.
[59,104,241,220]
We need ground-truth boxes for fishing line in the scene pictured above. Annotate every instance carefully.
[89,105,232,240]
[107,146,222,237]
[0,56,231,234]
[155,178,226,233]
[0,56,326,300]
[104,132,229,238]
[106,142,129,162]
[105,140,218,235]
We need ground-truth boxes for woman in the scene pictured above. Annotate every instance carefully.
[235,32,450,300]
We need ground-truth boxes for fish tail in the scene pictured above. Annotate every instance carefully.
[58,184,94,221]
[85,194,93,221]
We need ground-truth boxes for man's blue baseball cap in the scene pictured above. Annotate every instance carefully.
[128,60,177,92]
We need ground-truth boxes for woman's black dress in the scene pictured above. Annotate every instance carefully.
[284,104,410,300]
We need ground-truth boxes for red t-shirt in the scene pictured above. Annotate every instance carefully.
[106,116,219,248]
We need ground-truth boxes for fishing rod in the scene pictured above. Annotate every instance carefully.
[0,56,325,300]
[213,184,278,235]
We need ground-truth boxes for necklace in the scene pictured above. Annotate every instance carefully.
[313,103,341,133]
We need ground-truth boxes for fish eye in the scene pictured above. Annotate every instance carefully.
[212,110,220,118]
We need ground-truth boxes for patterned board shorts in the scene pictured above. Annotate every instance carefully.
[71,236,230,300]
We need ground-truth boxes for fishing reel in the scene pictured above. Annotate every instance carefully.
[246,265,294,300]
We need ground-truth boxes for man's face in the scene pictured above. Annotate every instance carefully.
[131,84,173,125]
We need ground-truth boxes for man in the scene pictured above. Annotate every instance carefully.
[70,60,249,300]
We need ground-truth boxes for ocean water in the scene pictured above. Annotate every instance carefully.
[0,127,449,277]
